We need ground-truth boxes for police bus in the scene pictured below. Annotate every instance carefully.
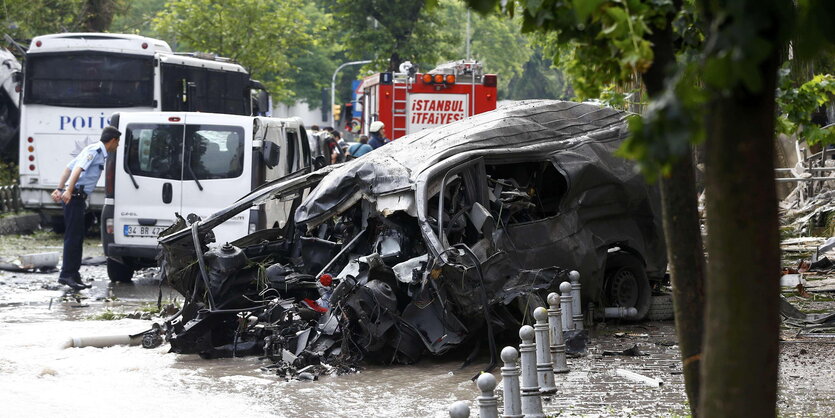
[17,33,266,230]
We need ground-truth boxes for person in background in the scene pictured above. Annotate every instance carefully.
[368,121,388,149]
[51,126,121,290]
[348,135,373,158]
[323,130,344,164]
[332,130,347,151]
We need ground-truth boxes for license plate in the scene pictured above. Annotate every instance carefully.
[123,225,166,237]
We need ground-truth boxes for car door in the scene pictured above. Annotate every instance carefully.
[113,113,185,248]
[179,113,252,246]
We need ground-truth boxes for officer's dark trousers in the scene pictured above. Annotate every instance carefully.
[59,196,85,280]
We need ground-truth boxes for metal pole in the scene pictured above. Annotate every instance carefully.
[466,9,471,60]
[449,401,470,418]
[533,307,557,394]
[569,270,583,330]
[519,325,544,418]
[476,373,499,418]
[560,281,573,331]
[547,292,569,373]
[500,346,523,418]
[331,60,372,129]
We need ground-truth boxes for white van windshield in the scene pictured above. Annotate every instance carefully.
[124,123,245,181]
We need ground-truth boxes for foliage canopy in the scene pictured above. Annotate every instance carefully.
[152,0,313,102]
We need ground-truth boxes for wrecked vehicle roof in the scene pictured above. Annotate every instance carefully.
[157,100,666,373]
[296,100,630,227]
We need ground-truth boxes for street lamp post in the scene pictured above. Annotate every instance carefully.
[331,60,372,130]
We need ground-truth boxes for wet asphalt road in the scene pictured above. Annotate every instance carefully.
[0,230,833,417]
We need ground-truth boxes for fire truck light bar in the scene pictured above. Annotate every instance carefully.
[421,73,456,85]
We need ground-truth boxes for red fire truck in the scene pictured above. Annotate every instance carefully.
[357,60,497,140]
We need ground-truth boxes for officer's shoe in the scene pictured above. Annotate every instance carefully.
[58,276,86,291]
[72,276,92,289]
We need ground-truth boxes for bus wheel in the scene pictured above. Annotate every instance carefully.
[107,258,134,283]
[603,252,651,320]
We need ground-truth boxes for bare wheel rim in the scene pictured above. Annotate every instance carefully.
[608,267,639,307]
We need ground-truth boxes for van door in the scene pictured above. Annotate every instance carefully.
[114,114,186,249]
[179,113,252,245]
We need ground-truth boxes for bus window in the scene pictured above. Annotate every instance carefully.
[24,53,154,108]
[160,63,250,115]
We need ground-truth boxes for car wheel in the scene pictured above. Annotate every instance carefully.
[107,257,134,282]
[603,252,651,320]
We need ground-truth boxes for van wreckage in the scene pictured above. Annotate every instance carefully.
[156,100,667,376]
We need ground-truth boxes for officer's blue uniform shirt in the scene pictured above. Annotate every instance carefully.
[67,142,107,193]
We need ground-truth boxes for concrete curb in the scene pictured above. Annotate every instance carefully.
[0,213,41,235]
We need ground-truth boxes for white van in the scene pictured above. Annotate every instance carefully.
[101,111,311,281]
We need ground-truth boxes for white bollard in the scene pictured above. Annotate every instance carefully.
[533,307,557,394]
[449,400,470,418]
[500,346,523,418]
[476,373,499,418]
[519,325,545,418]
[547,292,569,373]
[560,281,574,331]
[569,270,583,330]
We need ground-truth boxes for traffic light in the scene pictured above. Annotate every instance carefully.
[333,104,342,120]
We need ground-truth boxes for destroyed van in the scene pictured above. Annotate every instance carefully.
[101,112,311,282]
[157,100,667,366]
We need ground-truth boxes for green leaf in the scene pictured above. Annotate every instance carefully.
[573,0,607,23]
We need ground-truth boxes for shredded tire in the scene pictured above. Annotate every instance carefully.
[647,293,675,321]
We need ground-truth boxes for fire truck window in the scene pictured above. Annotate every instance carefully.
[485,161,566,224]
[124,123,184,181]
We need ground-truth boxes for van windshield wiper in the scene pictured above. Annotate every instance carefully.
[185,163,203,191]
[123,162,139,189]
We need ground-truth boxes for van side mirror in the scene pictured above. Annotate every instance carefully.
[262,141,280,168]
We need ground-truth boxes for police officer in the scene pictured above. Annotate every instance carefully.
[51,126,121,290]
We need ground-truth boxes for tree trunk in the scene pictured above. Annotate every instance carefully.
[80,0,116,32]
[698,43,781,418]
[642,5,706,414]
[660,156,705,416]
